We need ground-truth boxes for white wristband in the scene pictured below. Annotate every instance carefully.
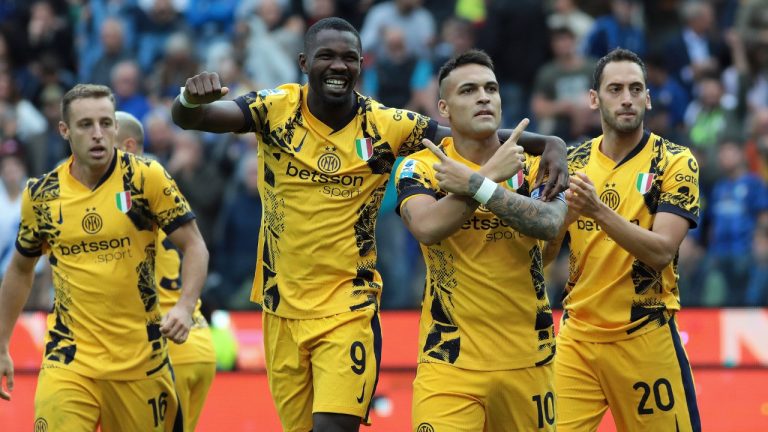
[472,177,498,205]
[179,87,200,108]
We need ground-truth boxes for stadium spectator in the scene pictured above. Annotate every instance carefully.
[166,130,227,246]
[38,84,69,170]
[723,25,768,117]
[81,17,131,86]
[110,60,151,123]
[360,0,436,59]
[476,0,551,128]
[532,25,598,144]
[23,1,76,73]
[547,0,595,49]
[185,0,237,53]
[361,26,433,111]
[644,51,690,138]
[237,0,303,89]
[663,0,730,98]
[703,139,768,305]
[583,0,645,59]
[144,108,176,164]
[212,150,262,310]
[148,32,200,101]
[135,0,186,73]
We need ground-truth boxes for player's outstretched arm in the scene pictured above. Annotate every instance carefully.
[0,251,38,401]
[171,71,249,134]
[567,172,689,271]
[433,121,568,200]
[399,188,480,246]
[161,220,209,344]
[480,179,567,241]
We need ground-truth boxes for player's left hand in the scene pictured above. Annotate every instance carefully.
[537,135,569,201]
[422,138,477,195]
[565,172,604,219]
[160,306,193,344]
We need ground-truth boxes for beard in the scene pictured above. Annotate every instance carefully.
[601,104,645,134]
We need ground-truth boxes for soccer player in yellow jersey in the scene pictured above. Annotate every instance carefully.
[171,17,568,432]
[0,85,209,431]
[116,111,217,431]
[395,49,568,432]
[544,48,702,431]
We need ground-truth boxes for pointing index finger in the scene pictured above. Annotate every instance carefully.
[423,138,448,162]
[506,118,530,145]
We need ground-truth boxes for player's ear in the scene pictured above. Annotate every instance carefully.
[646,89,652,110]
[437,99,449,119]
[298,53,308,74]
[588,89,599,110]
[58,121,69,140]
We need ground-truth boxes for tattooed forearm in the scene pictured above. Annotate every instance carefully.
[486,187,567,240]
[467,173,485,196]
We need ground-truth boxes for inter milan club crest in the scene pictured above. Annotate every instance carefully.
[355,137,373,161]
[506,170,525,190]
[635,173,655,195]
[115,190,132,213]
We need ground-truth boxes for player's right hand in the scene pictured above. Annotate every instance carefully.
[0,351,14,401]
[182,72,230,105]
[481,118,528,182]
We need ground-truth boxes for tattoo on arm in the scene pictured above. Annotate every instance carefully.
[468,173,485,196]
[486,187,567,240]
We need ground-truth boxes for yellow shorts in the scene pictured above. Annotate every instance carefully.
[555,317,701,432]
[172,361,216,431]
[34,365,182,432]
[412,362,555,432]
[263,308,381,432]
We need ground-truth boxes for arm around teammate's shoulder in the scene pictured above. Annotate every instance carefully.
[172,71,249,134]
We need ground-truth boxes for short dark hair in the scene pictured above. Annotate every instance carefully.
[592,48,647,90]
[304,17,361,53]
[437,49,495,96]
[61,84,115,123]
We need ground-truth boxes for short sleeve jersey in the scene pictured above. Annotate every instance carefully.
[562,131,700,342]
[15,150,195,379]
[234,84,437,319]
[155,231,216,365]
[394,138,556,370]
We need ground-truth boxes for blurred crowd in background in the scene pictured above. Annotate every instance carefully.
[0,0,767,313]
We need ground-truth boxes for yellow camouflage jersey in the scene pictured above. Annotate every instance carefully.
[234,84,437,319]
[155,231,215,365]
[394,138,556,370]
[15,150,195,380]
[562,130,700,342]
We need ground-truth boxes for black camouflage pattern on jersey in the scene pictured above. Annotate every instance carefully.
[423,248,461,363]
[529,245,555,365]
[248,88,433,312]
[121,153,154,231]
[565,135,699,336]
[45,271,76,365]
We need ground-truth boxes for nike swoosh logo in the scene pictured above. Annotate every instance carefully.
[57,204,63,224]
[292,131,308,153]
[356,381,366,404]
